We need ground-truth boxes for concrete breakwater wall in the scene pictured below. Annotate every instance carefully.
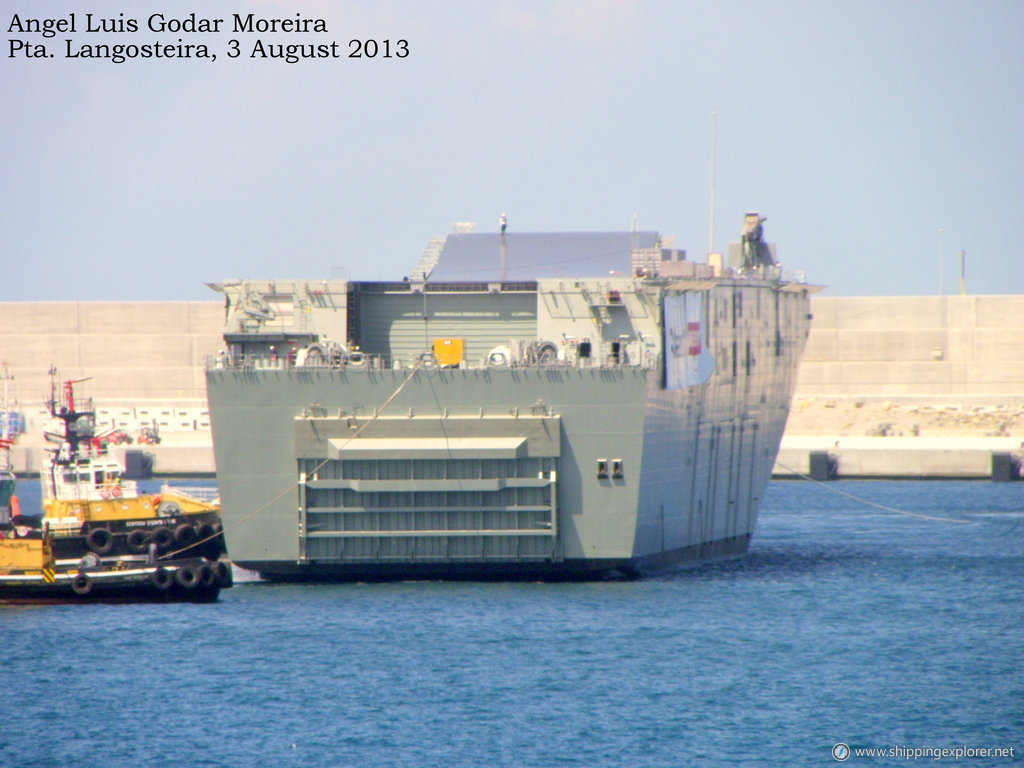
[1,300,221,476]
[1,301,222,401]
[797,295,1024,400]
[779,294,1024,479]
[2,295,1022,478]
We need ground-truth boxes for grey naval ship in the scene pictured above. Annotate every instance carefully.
[205,214,819,581]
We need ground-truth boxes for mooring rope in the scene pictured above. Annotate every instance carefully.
[774,461,972,524]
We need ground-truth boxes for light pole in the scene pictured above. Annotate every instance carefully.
[938,228,944,295]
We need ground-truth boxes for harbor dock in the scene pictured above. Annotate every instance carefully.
[775,436,1023,480]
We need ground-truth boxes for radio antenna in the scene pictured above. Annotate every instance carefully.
[707,110,717,256]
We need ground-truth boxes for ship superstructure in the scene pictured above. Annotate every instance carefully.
[206,217,819,580]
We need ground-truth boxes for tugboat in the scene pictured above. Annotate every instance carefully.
[0,368,231,604]
[0,539,231,604]
[0,364,20,537]
[40,369,227,564]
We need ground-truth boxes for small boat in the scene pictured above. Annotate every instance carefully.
[0,368,231,603]
[40,369,227,564]
[1,364,20,538]
[0,537,231,604]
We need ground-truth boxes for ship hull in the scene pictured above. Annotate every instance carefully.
[205,231,814,581]
[239,533,752,582]
[0,557,231,604]
[207,284,807,580]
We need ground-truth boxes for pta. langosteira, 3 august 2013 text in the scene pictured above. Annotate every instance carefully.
[6,11,409,63]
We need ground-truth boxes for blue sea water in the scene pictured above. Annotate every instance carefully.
[2,480,1021,767]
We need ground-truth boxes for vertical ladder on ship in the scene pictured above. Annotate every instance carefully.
[580,285,612,325]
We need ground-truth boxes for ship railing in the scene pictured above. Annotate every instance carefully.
[731,264,807,284]
[161,483,220,504]
[43,516,87,534]
[207,352,657,374]
[781,269,807,284]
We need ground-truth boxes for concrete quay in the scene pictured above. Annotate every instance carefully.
[774,436,1024,480]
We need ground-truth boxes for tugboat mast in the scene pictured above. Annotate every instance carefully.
[46,367,94,461]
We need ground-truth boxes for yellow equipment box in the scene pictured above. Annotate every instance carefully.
[433,338,464,367]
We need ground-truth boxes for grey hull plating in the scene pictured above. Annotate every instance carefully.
[207,300,809,579]
[205,227,814,580]
[235,534,753,583]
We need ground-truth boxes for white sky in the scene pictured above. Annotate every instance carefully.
[2,0,1022,300]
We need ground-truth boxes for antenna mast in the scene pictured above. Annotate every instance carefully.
[708,110,717,256]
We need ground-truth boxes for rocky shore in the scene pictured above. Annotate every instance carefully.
[785,397,1024,439]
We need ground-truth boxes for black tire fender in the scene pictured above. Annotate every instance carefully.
[174,523,198,547]
[212,560,232,586]
[175,563,200,589]
[86,527,114,555]
[150,526,174,551]
[126,529,151,554]
[199,562,216,587]
[209,523,226,556]
[71,572,93,596]
[149,567,173,590]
